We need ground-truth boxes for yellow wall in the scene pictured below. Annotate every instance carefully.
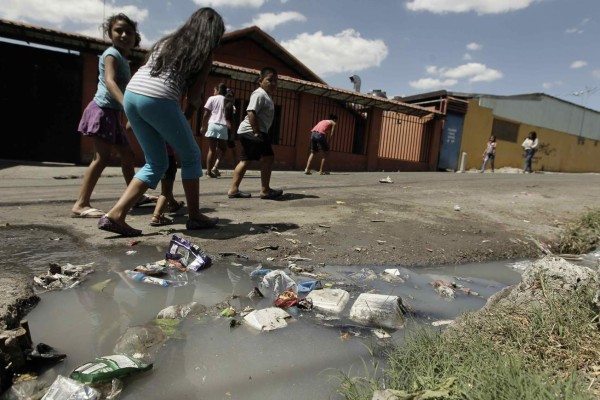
[460,99,600,172]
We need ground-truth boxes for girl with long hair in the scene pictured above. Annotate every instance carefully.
[98,7,225,237]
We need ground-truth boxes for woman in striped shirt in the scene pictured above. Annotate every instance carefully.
[98,7,224,237]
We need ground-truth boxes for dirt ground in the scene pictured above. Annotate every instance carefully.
[1,160,600,267]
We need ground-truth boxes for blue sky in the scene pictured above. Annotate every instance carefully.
[3,0,600,110]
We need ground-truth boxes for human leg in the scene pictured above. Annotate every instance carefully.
[480,155,489,172]
[228,160,250,196]
[317,136,330,174]
[205,138,218,177]
[318,151,329,174]
[114,143,135,185]
[305,152,314,174]
[136,96,216,227]
[72,136,112,216]
[211,140,228,176]
[490,154,495,172]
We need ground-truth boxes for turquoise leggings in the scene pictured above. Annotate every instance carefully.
[124,90,202,189]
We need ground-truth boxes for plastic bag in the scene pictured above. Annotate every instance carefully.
[165,235,211,272]
[261,270,298,295]
[41,375,99,400]
[70,354,152,384]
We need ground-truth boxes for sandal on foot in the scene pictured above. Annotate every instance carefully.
[167,201,185,213]
[304,171,312,175]
[71,208,104,218]
[211,168,221,177]
[150,214,173,227]
[228,191,251,199]
[98,215,142,237]
[186,217,219,230]
[260,189,283,200]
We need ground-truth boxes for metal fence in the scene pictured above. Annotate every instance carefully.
[311,97,369,155]
[379,111,434,163]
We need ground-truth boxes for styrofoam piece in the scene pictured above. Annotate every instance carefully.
[349,293,406,329]
[243,307,292,331]
[306,288,350,314]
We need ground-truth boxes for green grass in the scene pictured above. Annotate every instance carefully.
[556,208,600,254]
[336,275,600,399]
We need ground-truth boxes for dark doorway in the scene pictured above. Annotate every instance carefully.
[0,41,82,163]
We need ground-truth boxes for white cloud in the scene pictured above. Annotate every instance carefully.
[197,0,265,7]
[281,29,388,76]
[438,62,503,82]
[405,0,539,14]
[463,53,472,60]
[566,18,591,34]
[466,42,482,51]
[411,62,502,90]
[249,11,306,31]
[1,0,147,27]
[409,78,458,90]
[570,60,588,69]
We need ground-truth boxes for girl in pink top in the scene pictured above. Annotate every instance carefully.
[304,114,337,175]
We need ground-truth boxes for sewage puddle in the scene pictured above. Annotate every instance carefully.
[1,227,522,399]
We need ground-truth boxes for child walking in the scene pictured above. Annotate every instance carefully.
[211,89,238,176]
[72,13,142,218]
[480,135,496,173]
[98,7,224,237]
[304,114,337,175]
[202,83,229,178]
[227,67,283,200]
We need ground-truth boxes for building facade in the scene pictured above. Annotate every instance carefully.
[0,19,441,172]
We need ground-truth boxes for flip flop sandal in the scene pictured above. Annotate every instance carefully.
[71,208,104,218]
[134,194,158,207]
[186,217,219,229]
[228,191,251,199]
[98,215,142,237]
[260,189,283,200]
[150,214,173,227]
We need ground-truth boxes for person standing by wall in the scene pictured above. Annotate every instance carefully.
[522,131,538,173]
[97,7,224,237]
[72,14,141,218]
[479,135,496,173]
[304,114,337,175]
[227,67,283,200]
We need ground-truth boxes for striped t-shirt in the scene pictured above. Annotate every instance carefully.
[126,46,184,100]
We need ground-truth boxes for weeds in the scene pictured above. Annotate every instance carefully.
[336,274,599,399]
[556,208,600,254]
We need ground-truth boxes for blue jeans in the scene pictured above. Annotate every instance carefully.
[124,91,202,189]
[480,153,495,172]
[524,149,534,172]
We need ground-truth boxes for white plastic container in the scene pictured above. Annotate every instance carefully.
[243,307,292,331]
[306,288,350,314]
[349,293,406,329]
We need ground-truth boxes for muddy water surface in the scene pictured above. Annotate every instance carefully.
[2,226,522,399]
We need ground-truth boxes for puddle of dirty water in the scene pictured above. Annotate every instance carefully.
[1,226,523,399]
